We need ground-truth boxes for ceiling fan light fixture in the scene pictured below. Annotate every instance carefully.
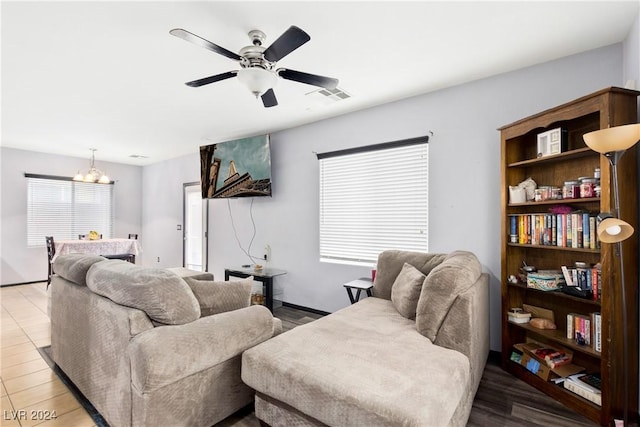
[236,67,277,98]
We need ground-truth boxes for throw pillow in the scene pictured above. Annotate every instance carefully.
[87,260,201,325]
[183,276,252,316]
[372,250,446,300]
[415,250,482,341]
[390,262,426,319]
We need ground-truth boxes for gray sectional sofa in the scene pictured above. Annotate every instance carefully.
[49,254,282,427]
[242,250,490,427]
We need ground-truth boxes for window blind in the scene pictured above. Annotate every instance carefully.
[26,175,114,246]
[318,138,428,265]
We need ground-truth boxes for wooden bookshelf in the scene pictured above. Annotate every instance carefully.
[499,87,639,426]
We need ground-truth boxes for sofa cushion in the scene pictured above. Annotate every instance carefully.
[183,276,252,317]
[87,260,201,325]
[52,254,106,286]
[242,297,470,426]
[416,250,482,341]
[373,250,446,300]
[390,263,426,319]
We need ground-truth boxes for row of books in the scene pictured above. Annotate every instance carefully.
[567,312,601,352]
[509,212,599,249]
[561,265,601,301]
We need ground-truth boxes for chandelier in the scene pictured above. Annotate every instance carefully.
[73,148,110,184]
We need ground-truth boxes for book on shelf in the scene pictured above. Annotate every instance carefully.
[508,314,530,324]
[578,373,602,391]
[547,354,572,368]
[508,309,532,324]
[592,312,601,352]
[508,211,600,249]
[566,312,600,349]
[564,374,602,406]
[560,264,601,302]
[514,342,583,381]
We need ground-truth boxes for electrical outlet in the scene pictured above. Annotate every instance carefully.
[264,244,271,261]
[157,257,160,263]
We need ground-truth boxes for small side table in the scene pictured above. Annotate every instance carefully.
[343,278,373,304]
[225,266,287,312]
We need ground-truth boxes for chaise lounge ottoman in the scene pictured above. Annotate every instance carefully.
[242,250,490,427]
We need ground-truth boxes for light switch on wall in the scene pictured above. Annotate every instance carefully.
[177,225,182,230]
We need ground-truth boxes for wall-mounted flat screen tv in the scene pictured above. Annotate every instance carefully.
[200,134,272,199]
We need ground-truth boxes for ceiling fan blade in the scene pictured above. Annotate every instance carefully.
[277,68,338,90]
[185,71,237,87]
[170,28,241,61]
[261,89,278,108]
[263,26,310,62]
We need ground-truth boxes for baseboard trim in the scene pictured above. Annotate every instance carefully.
[281,302,330,317]
[1,280,46,287]
[488,350,501,364]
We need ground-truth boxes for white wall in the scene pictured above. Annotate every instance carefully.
[141,44,626,351]
[0,147,142,285]
[623,9,640,90]
[140,154,200,268]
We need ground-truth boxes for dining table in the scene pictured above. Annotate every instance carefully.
[53,238,142,260]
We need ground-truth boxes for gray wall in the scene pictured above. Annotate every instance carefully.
[140,43,626,351]
[140,154,201,267]
[0,147,142,285]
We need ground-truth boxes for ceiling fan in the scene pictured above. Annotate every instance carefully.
[170,25,339,108]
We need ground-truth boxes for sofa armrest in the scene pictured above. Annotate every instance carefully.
[129,305,276,393]
[183,276,252,317]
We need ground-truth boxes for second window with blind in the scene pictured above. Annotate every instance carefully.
[318,137,429,265]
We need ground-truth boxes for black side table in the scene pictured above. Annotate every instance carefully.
[343,278,373,304]
[224,266,286,312]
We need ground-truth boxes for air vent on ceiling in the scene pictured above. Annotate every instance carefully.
[129,154,149,159]
[306,87,351,102]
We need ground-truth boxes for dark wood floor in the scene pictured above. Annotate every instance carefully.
[219,304,598,427]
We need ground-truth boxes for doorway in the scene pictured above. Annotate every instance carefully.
[183,182,208,271]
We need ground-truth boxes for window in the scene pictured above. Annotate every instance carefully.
[318,137,429,265]
[26,174,114,246]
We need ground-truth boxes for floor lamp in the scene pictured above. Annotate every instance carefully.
[584,123,640,427]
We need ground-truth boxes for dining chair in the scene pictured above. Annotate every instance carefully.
[102,233,137,263]
[79,234,86,240]
[45,236,55,288]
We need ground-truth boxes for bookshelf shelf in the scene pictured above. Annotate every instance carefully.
[506,243,600,253]
[507,321,601,358]
[508,197,599,207]
[499,87,639,426]
[506,282,601,307]
[508,147,594,167]
[506,360,602,421]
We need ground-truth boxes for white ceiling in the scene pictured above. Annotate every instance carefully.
[2,1,638,166]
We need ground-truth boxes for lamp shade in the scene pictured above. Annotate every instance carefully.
[598,217,634,243]
[236,68,277,97]
[583,123,640,154]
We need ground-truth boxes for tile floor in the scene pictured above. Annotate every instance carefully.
[1,283,95,427]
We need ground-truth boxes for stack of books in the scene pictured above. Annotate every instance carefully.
[564,373,602,406]
[530,346,573,369]
[508,310,532,324]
